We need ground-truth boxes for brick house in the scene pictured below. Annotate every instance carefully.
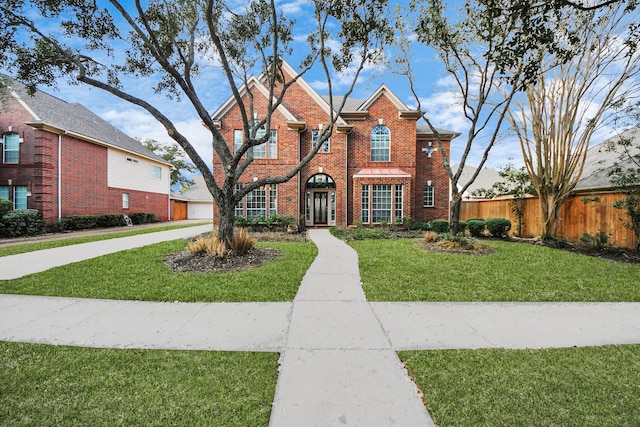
[211,61,458,227]
[0,77,173,223]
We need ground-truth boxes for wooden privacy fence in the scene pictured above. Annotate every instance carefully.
[460,191,638,250]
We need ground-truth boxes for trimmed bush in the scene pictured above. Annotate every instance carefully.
[129,212,156,225]
[409,221,430,231]
[457,221,467,234]
[0,199,13,217]
[1,209,45,237]
[95,214,126,228]
[486,217,512,237]
[467,219,486,237]
[430,219,450,234]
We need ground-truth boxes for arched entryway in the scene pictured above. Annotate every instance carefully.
[305,173,336,227]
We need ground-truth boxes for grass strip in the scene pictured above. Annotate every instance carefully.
[0,222,209,257]
[0,240,317,302]
[0,341,278,426]
[351,239,640,301]
[400,345,640,427]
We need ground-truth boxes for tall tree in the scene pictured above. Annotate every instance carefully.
[404,0,535,235]
[507,2,640,240]
[138,138,196,191]
[0,0,392,245]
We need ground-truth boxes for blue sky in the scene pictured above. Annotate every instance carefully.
[6,0,622,173]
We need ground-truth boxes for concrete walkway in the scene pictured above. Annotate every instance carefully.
[1,228,640,425]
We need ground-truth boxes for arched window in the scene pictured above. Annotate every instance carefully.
[371,125,390,162]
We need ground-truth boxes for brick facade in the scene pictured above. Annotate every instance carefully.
[211,62,457,227]
[0,89,170,223]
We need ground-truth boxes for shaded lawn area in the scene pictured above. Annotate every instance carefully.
[0,341,277,427]
[0,240,317,302]
[401,345,640,427]
[351,239,640,301]
[0,222,209,257]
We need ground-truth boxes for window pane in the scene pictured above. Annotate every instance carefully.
[235,183,244,216]
[269,185,277,215]
[371,126,390,162]
[246,187,266,219]
[268,130,277,158]
[150,165,162,179]
[234,130,243,154]
[372,184,392,223]
[122,193,129,209]
[395,184,403,219]
[423,185,434,207]
[14,186,27,210]
[3,133,19,164]
[361,185,369,223]
[0,186,8,200]
[312,130,329,153]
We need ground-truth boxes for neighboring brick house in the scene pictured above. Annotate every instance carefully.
[211,61,458,227]
[0,77,173,222]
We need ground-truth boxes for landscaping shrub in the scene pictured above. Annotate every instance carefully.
[129,212,155,225]
[467,219,486,237]
[230,228,256,255]
[234,215,248,227]
[394,216,413,228]
[0,199,13,217]
[579,231,610,250]
[409,221,431,231]
[424,231,438,242]
[486,217,512,237]
[95,214,126,228]
[430,219,450,234]
[1,209,45,237]
[52,214,127,231]
[457,221,467,234]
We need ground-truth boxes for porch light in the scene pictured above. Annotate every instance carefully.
[427,180,432,187]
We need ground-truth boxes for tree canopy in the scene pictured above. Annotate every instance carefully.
[0,0,392,244]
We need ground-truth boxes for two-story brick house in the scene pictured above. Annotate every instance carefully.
[0,77,173,222]
[211,61,458,227]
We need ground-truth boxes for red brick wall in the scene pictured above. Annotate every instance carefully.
[211,71,454,227]
[108,187,169,221]
[414,138,451,222]
[1,97,168,223]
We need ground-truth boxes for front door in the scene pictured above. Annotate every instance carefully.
[314,192,328,224]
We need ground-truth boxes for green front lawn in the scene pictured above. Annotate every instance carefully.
[0,341,277,426]
[0,240,317,302]
[0,222,209,257]
[401,345,640,427]
[351,239,640,301]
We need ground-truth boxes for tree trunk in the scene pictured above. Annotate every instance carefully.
[450,192,462,236]
[539,190,563,240]
[217,200,235,247]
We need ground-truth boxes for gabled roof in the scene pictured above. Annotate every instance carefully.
[4,76,171,166]
[575,127,640,191]
[210,74,298,125]
[211,60,351,130]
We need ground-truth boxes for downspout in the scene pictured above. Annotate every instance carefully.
[297,131,301,227]
[344,132,348,226]
[58,134,62,220]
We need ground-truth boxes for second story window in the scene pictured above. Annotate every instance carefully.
[236,124,277,159]
[312,130,330,153]
[150,164,162,179]
[371,125,390,162]
[3,133,20,164]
